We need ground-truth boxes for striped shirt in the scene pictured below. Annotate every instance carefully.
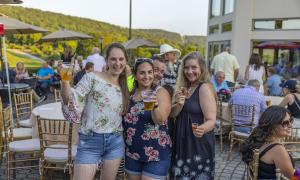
[161,61,180,88]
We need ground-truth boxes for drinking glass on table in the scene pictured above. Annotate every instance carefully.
[60,63,73,82]
[266,98,271,107]
[141,90,156,111]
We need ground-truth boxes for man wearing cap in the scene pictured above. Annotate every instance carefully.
[279,80,300,119]
[210,46,239,87]
[158,44,181,88]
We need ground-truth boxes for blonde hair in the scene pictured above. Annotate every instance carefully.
[175,52,211,92]
[16,62,26,74]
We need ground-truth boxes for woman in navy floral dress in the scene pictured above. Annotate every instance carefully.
[170,52,216,180]
[123,58,172,180]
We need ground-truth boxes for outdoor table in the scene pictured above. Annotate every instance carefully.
[31,102,79,144]
[0,83,31,105]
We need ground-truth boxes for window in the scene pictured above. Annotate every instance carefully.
[282,19,300,29]
[222,22,232,32]
[211,0,221,18]
[209,25,219,34]
[254,18,300,30]
[224,0,234,14]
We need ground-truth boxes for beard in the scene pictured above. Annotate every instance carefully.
[166,61,174,73]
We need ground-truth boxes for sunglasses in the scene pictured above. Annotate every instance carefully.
[281,118,294,128]
[135,58,153,64]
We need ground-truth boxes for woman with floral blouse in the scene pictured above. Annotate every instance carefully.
[61,43,130,180]
[123,58,172,180]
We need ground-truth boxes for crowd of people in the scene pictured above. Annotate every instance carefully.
[2,41,298,179]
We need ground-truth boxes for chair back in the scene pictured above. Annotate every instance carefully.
[229,103,256,131]
[216,94,223,118]
[248,149,259,180]
[37,116,73,163]
[1,106,13,143]
[54,89,61,102]
[13,92,33,127]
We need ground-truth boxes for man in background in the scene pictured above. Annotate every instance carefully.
[83,47,106,72]
[74,62,94,86]
[211,46,239,87]
[152,55,165,85]
[36,61,54,96]
[211,71,230,93]
[229,79,266,133]
[159,44,181,88]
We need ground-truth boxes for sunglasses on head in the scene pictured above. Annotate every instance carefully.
[135,58,153,64]
[281,117,294,128]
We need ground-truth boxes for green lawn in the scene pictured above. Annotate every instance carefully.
[4,50,43,68]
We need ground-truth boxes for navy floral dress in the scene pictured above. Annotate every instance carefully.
[123,90,172,162]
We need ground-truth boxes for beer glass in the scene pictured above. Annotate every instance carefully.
[60,63,73,81]
[141,90,156,110]
[192,123,199,132]
[266,99,271,107]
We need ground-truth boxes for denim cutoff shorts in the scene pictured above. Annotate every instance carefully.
[125,156,171,180]
[74,131,125,165]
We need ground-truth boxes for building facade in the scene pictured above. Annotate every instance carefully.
[206,0,300,78]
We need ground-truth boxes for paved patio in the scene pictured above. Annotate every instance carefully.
[0,93,247,179]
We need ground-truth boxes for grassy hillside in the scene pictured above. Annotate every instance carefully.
[5,49,42,68]
[0,5,206,61]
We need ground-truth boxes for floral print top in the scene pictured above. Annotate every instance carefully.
[62,72,123,134]
[123,88,172,162]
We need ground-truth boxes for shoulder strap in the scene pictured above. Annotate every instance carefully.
[259,143,281,158]
[292,94,300,110]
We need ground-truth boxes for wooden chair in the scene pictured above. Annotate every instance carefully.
[37,116,77,180]
[1,105,40,180]
[14,92,33,128]
[247,149,289,180]
[216,94,230,152]
[54,89,61,102]
[227,104,255,160]
[247,149,259,180]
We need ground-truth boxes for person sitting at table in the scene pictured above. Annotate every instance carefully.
[14,62,29,83]
[241,106,295,179]
[229,79,267,133]
[73,62,94,86]
[267,67,282,96]
[212,71,230,93]
[279,80,300,119]
[0,62,16,83]
[35,61,54,96]
[50,60,63,91]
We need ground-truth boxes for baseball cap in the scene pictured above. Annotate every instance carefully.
[280,80,297,91]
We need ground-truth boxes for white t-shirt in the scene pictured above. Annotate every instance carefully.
[211,52,239,83]
[83,54,106,72]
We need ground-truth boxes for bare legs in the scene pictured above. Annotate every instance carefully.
[73,158,122,180]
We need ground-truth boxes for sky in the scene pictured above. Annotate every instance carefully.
[19,0,209,36]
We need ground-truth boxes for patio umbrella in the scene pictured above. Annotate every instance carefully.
[255,41,300,49]
[41,29,93,42]
[0,15,48,34]
[123,38,158,49]
[0,0,22,4]
[0,18,48,122]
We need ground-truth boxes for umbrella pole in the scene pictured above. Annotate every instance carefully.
[2,36,14,123]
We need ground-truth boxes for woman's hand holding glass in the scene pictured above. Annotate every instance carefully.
[193,124,205,138]
[175,89,187,106]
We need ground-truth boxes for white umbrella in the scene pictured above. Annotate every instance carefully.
[0,0,23,4]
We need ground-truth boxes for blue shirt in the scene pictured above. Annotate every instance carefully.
[267,74,282,96]
[37,67,54,84]
[229,86,267,126]
[211,76,230,93]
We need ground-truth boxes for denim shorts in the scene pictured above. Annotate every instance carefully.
[74,131,125,165]
[125,156,171,180]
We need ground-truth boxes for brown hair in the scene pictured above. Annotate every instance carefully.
[267,67,276,75]
[105,43,129,115]
[249,53,262,71]
[85,62,94,70]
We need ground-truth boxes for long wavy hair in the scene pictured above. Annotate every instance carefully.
[105,43,129,115]
[175,51,211,92]
[240,106,291,164]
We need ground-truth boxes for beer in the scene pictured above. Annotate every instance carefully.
[60,68,72,81]
[142,90,156,110]
[266,100,271,107]
[143,100,155,111]
[180,87,189,96]
[192,123,198,132]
